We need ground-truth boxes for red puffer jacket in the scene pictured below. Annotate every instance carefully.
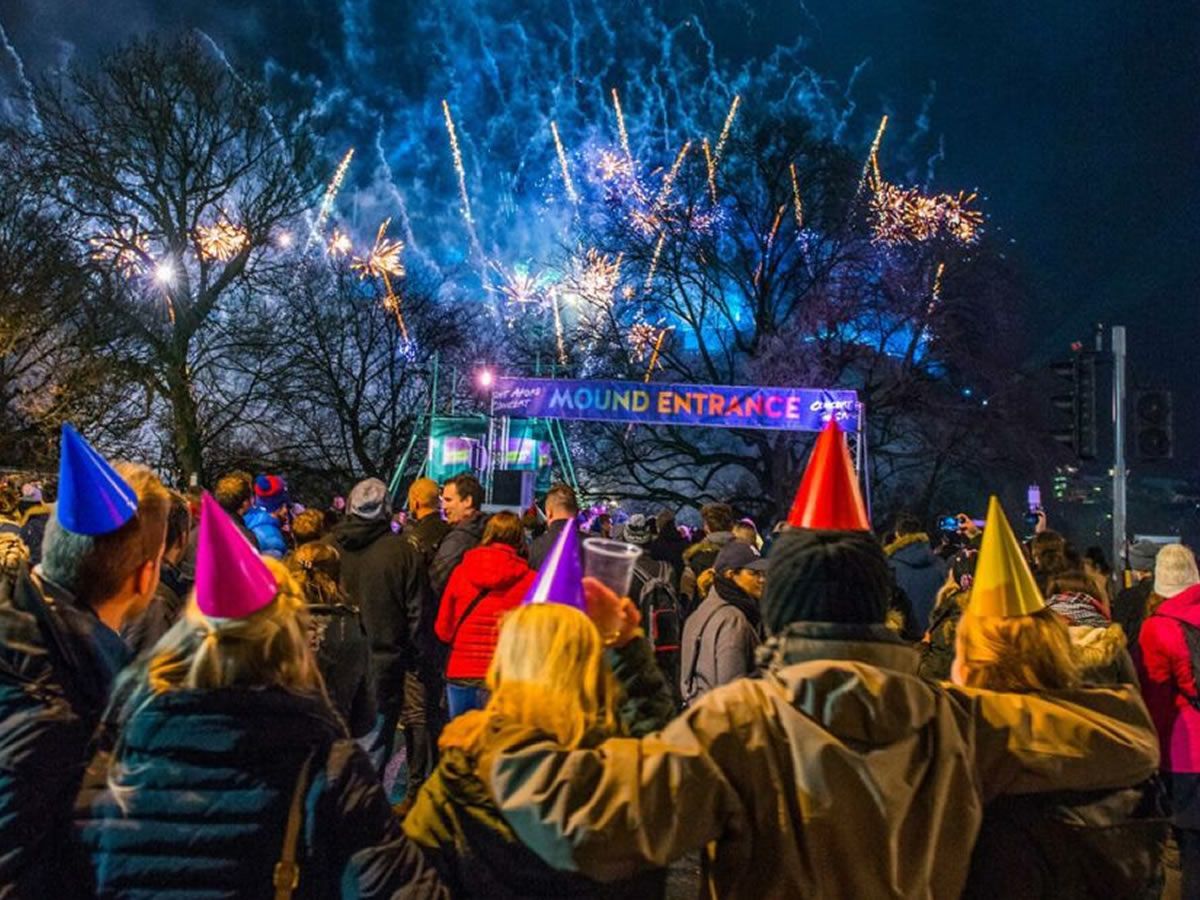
[435,543,535,680]
[1138,583,1200,773]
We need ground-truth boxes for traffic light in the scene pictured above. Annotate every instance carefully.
[1133,389,1173,460]
[1049,352,1098,460]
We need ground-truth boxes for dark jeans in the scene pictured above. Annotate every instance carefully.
[368,670,444,800]
[446,682,489,719]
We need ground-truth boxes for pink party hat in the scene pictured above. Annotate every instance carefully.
[523,519,586,610]
[195,492,278,618]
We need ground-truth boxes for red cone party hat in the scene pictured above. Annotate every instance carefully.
[194,492,278,619]
[786,419,871,531]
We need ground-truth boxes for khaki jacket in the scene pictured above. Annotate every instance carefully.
[482,624,1159,900]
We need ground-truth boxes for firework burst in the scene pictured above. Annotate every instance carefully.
[195,218,250,262]
[89,227,149,275]
[327,229,353,257]
[869,181,982,246]
[570,249,622,307]
[352,218,405,280]
[488,262,546,305]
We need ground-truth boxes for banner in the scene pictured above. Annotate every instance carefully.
[491,377,859,432]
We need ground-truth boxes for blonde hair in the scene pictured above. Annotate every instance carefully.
[955,607,1080,692]
[443,603,619,750]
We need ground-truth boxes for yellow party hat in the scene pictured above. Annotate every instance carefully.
[968,495,1046,617]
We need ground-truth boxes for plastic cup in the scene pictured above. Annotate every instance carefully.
[583,538,643,598]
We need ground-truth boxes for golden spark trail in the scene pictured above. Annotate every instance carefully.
[712,95,741,167]
[789,163,803,229]
[551,290,567,364]
[931,261,945,306]
[703,138,717,204]
[612,88,633,169]
[644,231,667,292]
[643,327,669,383]
[307,147,354,250]
[654,141,691,208]
[442,100,475,227]
[857,115,888,200]
[550,120,579,204]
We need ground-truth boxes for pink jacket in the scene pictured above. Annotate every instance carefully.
[1137,583,1200,772]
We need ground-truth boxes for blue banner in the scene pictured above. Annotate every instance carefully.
[491,377,858,432]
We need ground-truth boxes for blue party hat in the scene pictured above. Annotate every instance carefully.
[56,423,138,535]
[523,519,586,610]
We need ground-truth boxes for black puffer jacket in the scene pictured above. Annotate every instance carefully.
[402,513,451,568]
[429,513,487,600]
[0,567,117,897]
[310,603,376,737]
[332,517,433,712]
[73,686,447,898]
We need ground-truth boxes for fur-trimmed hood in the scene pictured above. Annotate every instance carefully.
[1069,623,1128,670]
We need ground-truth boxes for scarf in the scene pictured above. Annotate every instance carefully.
[713,573,764,637]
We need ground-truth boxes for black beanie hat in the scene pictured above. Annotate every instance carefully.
[763,528,892,633]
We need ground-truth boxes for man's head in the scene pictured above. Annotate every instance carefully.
[593,514,612,538]
[623,513,653,546]
[1126,540,1161,577]
[893,513,923,538]
[407,477,441,519]
[700,502,735,536]
[763,529,892,633]
[214,471,254,517]
[714,540,768,600]
[731,521,759,546]
[544,483,579,523]
[42,461,169,623]
[163,490,191,565]
[655,508,676,534]
[349,477,390,521]
[253,474,289,519]
[442,473,484,525]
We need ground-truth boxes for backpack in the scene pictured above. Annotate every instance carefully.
[633,559,681,654]
[1153,612,1200,711]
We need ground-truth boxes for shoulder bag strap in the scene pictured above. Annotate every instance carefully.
[449,588,492,647]
[274,750,317,900]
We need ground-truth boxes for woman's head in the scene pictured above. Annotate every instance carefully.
[482,510,525,551]
[1029,531,1066,571]
[291,508,328,547]
[138,556,323,697]
[480,603,618,748]
[287,541,345,607]
[952,607,1079,692]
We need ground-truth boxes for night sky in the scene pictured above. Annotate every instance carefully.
[4,0,1199,468]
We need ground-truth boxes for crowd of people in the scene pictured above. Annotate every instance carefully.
[0,418,1195,897]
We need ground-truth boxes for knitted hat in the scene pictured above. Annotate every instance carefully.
[714,540,769,573]
[349,478,390,520]
[1155,544,1200,600]
[253,474,289,512]
[763,529,891,632]
[1126,540,1162,574]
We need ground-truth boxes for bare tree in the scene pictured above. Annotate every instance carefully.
[17,35,318,481]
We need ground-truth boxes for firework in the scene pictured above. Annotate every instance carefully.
[789,163,803,229]
[488,262,545,304]
[654,140,691,209]
[644,231,667,292]
[89,227,149,275]
[442,100,475,227]
[328,229,352,256]
[381,290,409,341]
[931,261,946,306]
[571,249,622,307]
[712,95,741,167]
[551,289,567,364]
[703,138,717,204]
[550,120,579,205]
[857,115,889,200]
[597,149,632,182]
[869,182,982,246]
[611,88,634,169]
[352,218,405,280]
[307,147,354,250]
[643,326,669,382]
[627,321,660,362]
[195,218,249,262]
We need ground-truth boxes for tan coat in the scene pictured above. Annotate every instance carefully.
[481,625,1159,900]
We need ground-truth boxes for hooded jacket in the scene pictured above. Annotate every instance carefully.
[481,623,1160,900]
[435,543,535,681]
[1138,583,1200,774]
[1070,624,1139,687]
[332,516,432,711]
[403,512,451,567]
[885,533,946,632]
[430,513,488,600]
[0,568,123,896]
[72,686,447,898]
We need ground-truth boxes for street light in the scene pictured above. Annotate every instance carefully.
[476,367,495,390]
[153,259,176,286]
